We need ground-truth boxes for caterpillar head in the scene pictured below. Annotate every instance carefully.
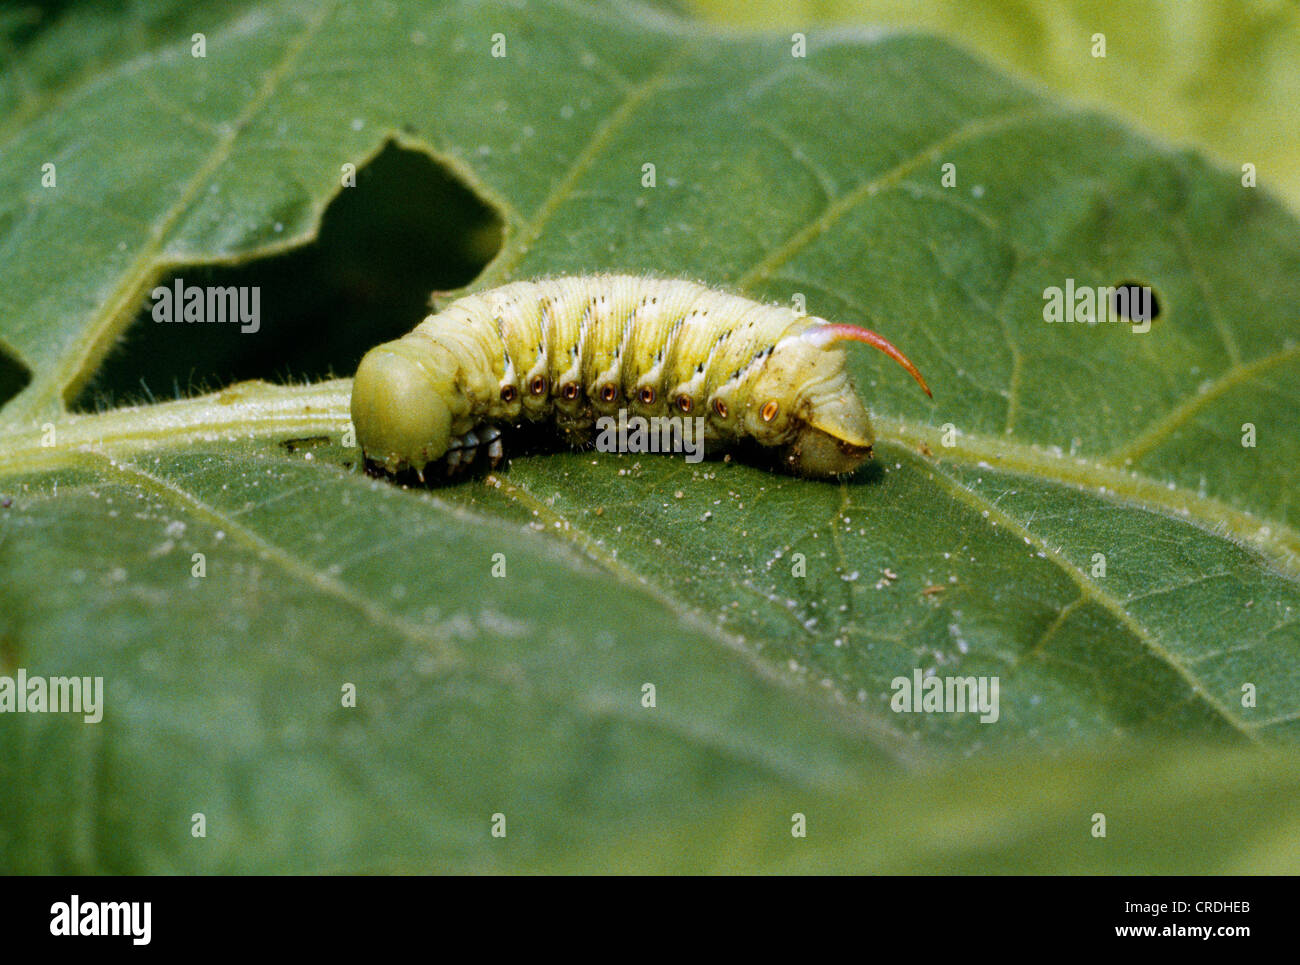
[748,322,932,478]
[351,339,457,473]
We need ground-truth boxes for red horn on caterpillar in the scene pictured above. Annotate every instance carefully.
[803,324,932,398]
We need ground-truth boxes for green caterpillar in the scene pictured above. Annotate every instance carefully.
[351,274,931,479]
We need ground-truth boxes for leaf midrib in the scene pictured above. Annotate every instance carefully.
[3,379,1294,575]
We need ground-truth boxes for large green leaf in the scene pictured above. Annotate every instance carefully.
[1,0,1297,873]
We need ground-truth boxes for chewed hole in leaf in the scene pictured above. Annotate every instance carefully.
[71,140,503,412]
[0,336,33,410]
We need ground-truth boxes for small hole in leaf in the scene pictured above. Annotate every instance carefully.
[73,140,504,411]
[1111,281,1161,324]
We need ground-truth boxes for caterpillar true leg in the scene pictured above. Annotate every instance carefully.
[351,274,931,479]
[482,426,505,466]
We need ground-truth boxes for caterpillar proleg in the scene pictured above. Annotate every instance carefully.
[351,274,931,479]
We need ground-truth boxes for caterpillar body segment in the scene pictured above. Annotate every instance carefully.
[350,274,931,479]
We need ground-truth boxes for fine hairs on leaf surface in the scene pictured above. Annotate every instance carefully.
[0,0,1298,874]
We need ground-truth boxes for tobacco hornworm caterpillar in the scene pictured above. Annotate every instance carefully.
[351,274,931,479]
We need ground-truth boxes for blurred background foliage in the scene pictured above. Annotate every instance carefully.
[690,0,1300,212]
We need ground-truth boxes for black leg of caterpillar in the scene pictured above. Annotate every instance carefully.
[481,425,505,467]
[366,424,516,485]
[445,431,474,474]
[438,425,505,477]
